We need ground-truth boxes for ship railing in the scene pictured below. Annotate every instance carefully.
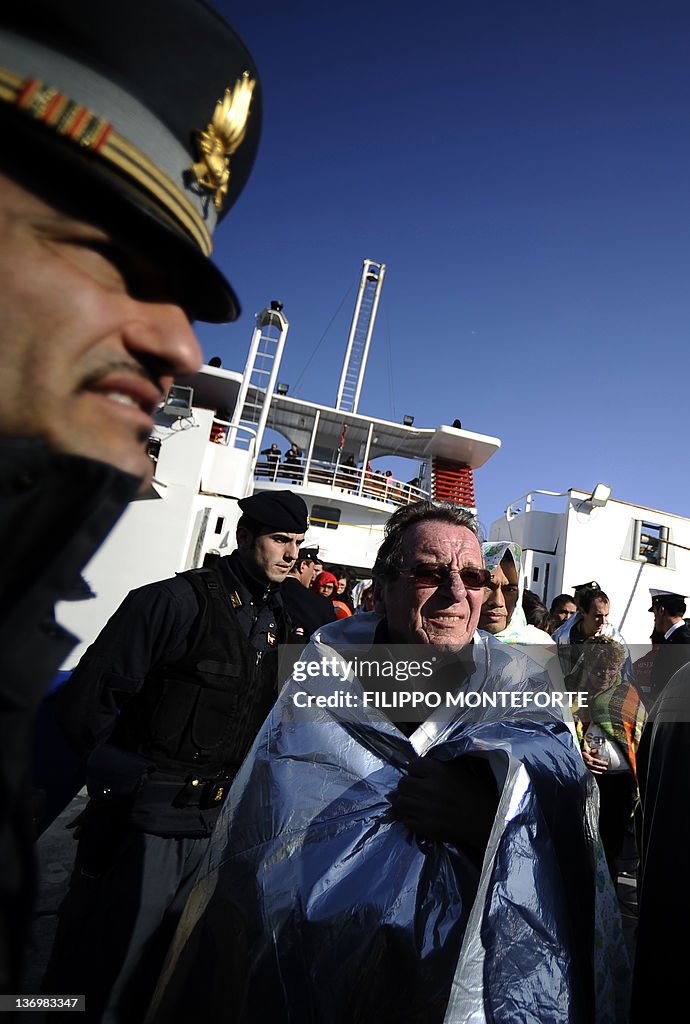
[254,458,429,507]
[504,489,571,520]
[208,419,257,454]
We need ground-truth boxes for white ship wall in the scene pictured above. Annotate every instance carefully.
[304,510,385,570]
[490,489,690,646]
[56,406,250,667]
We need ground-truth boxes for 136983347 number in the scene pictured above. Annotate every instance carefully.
[2,995,84,1011]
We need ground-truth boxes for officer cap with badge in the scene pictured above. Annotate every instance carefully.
[0,0,261,322]
[649,589,687,613]
[573,580,602,595]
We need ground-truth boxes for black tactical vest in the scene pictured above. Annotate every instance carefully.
[111,565,285,779]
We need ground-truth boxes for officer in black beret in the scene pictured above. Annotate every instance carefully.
[238,490,311,535]
[46,489,307,1020]
[0,0,264,998]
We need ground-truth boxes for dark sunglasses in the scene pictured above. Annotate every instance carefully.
[398,563,491,590]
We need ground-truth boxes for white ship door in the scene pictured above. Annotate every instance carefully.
[525,552,554,605]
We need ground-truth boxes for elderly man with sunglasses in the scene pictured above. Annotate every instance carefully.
[149,501,627,1024]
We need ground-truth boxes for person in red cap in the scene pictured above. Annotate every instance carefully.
[312,570,352,619]
[0,0,263,996]
[312,570,339,598]
[44,491,306,1021]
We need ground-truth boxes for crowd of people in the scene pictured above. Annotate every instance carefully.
[257,445,417,506]
[27,502,690,1022]
[258,443,303,481]
[1,2,690,1022]
[143,502,628,1023]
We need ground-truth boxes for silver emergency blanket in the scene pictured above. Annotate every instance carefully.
[150,616,625,1024]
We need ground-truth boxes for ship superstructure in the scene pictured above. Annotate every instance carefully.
[253,395,498,571]
[249,260,500,568]
[56,260,501,664]
[489,487,690,645]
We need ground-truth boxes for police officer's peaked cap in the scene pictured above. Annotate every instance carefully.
[573,580,601,593]
[649,588,687,610]
[238,491,309,533]
[0,0,262,322]
[300,529,321,555]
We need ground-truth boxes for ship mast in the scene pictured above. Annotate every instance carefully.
[335,259,386,414]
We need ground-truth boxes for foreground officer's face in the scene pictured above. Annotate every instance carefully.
[238,529,305,584]
[380,520,484,646]
[0,174,202,483]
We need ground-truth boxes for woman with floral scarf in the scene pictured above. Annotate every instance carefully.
[479,541,554,643]
[480,542,580,741]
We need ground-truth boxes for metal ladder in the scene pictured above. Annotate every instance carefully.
[335,259,386,414]
[227,302,289,454]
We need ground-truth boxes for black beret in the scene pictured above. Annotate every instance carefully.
[0,0,261,322]
[238,491,309,533]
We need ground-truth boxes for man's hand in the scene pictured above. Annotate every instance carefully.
[581,749,609,775]
[389,755,499,853]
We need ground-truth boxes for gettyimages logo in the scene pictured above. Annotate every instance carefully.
[277,644,590,723]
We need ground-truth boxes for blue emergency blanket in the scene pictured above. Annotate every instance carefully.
[151,617,627,1023]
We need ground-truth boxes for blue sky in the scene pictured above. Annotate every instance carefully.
[196,1,690,533]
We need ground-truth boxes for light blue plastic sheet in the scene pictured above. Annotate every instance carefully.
[150,619,625,1024]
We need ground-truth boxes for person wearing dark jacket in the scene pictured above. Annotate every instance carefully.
[0,0,263,992]
[646,589,690,704]
[44,491,306,1022]
[632,660,690,1022]
[281,552,337,639]
[0,445,140,994]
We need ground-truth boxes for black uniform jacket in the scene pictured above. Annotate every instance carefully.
[53,551,290,836]
[632,663,690,1021]
[280,575,336,640]
[0,439,138,991]
[647,622,690,703]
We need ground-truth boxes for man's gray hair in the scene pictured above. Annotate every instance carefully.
[372,501,481,581]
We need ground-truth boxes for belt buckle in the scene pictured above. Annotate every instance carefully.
[172,776,207,809]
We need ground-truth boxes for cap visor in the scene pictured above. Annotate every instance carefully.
[0,106,240,322]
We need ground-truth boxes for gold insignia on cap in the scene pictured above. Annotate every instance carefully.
[192,72,256,210]
[0,67,213,256]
